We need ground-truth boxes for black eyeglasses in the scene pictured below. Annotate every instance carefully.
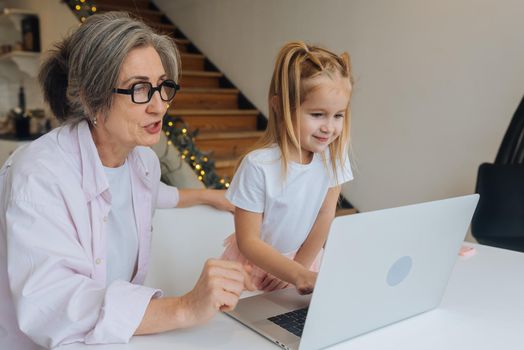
[112,80,180,104]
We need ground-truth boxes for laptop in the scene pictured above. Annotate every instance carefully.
[226,194,479,350]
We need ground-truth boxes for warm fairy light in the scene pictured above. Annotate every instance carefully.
[203,157,208,162]
[75,5,81,10]
[183,149,189,154]
[182,128,187,134]
[165,131,170,136]
[225,183,230,188]
[91,6,97,12]
[220,179,225,184]
[195,164,201,170]
[167,140,172,145]
[181,154,186,159]
[190,156,195,160]
[200,170,205,175]
[81,17,86,22]
[198,176,203,181]
[80,0,86,3]
[168,121,173,127]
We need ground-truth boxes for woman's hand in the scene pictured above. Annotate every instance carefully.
[179,259,255,327]
[205,189,235,213]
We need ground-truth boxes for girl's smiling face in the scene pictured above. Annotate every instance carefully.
[295,74,351,163]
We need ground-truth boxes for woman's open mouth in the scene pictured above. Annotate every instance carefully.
[144,120,162,134]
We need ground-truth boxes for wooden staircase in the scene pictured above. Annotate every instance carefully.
[96,0,265,179]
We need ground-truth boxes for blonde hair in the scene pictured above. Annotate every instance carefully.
[246,41,353,179]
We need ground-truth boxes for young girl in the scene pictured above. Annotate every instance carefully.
[222,41,353,294]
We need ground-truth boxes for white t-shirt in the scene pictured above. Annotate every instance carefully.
[103,161,139,284]
[226,145,353,254]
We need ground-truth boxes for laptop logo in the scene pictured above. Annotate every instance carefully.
[386,256,412,286]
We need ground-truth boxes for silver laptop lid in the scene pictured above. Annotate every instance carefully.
[300,194,479,350]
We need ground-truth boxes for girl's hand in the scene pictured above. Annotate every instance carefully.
[260,273,289,292]
[294,270,317,295]
[206,189,235,213]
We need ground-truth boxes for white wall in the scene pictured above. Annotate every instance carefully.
[155,0,524,212]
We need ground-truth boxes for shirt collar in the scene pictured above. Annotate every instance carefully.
[58,120,152,202]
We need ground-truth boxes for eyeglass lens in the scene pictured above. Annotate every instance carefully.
[133,81,177,103]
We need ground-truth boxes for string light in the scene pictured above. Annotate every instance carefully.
[68,0,96,22]
[162,115,231,189]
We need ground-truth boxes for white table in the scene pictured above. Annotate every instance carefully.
[58,241,524,350]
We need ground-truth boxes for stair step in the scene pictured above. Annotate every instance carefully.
[175,38,191,53]
[171,109,259,116]
[335,208,358,217]
[95,0,150,9]
[96,4,164,22]
[180,53,205,71]
[180,70,223,88]
[195,131,263,158]
[197,131,263,140]
[149,22,177,34]
[173,88,239,109]
[214,157,238,178]
[169,109,259,132]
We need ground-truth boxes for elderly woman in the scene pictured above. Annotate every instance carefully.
[0,12,253,349]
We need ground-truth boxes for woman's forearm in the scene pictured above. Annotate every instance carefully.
[177,189,234,212]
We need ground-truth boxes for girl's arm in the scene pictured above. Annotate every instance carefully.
[235,208,316,294]
[177,188,234,213]
[293,185,341,269]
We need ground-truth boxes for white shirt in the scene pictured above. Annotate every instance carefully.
[226,145,353,254]
[104,161,139,285]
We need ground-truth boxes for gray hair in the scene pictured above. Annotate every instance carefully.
[39,11,181,124]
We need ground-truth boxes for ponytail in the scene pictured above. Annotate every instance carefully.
[38,38,71,122]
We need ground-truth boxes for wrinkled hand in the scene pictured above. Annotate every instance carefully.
[179,259,255,327]
[207,189,235,213]
[260,272,289,292]
[294,270,317,295]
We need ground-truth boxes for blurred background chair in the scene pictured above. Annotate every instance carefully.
[471,96,524,252]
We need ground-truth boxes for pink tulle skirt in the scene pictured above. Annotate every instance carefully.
[221,233,323,290]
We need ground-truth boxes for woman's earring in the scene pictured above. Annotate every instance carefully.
[92,116,98,126]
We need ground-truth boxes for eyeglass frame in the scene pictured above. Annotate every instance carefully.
[112,79,180,104]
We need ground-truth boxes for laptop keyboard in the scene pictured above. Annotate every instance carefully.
[267,307,309,337]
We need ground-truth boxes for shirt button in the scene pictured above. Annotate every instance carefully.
[95,258,102,265]
[103,216,108,223]
[145,171,149,176]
